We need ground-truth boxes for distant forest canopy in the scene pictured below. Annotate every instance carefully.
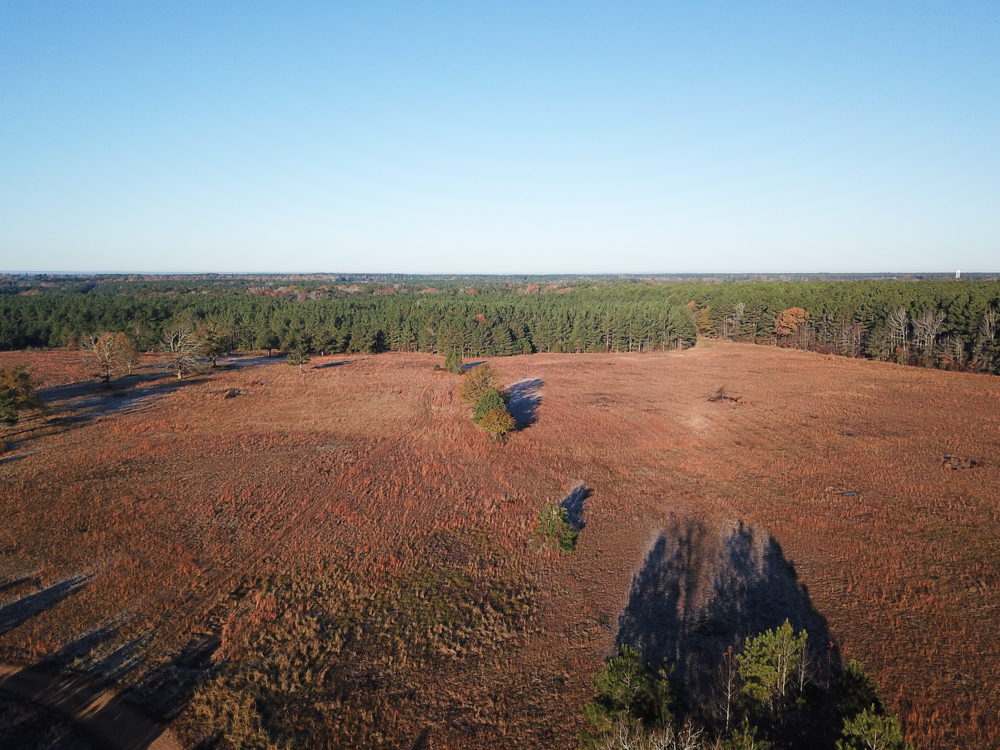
[1,274,999,373]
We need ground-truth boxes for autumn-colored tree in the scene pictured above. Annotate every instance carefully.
[773,308,810,337]
[458,363,503,405]
[0,365,43,426]
[116,334,140,375]
[478,407,516,440]
[696,305,715,336]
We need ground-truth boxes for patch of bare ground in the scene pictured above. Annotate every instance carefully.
[0,344,998,747]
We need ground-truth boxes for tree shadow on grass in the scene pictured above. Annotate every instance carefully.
[616,518,837,722]
[313,360,352,370]
[0,574,91,636]
[127,631,223,721]
[507,378,543,429]
[559,483,590,531]
[0,664,175,750]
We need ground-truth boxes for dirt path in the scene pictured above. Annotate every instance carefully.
[0,663,182,750]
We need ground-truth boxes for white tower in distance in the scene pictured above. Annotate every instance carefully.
[956,270,961,279]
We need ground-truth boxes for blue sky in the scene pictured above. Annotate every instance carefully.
[1,1,997,274]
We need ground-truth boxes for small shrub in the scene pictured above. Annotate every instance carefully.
[533,503,578,552]
[837,708,911,750]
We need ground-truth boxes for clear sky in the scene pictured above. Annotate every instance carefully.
[1,2,998,274]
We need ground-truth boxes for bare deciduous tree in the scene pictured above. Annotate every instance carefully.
[719,303,746,340]
[887,308,909,354]
[837,324,864,358]
[981,307,998,343]
[83,332,138,385]
[160,328,205,380]
[912,309,945,357]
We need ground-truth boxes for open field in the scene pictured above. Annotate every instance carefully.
[2,344,999,748]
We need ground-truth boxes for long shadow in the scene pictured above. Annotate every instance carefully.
[616,519,837,721]
[0,451,37,466]
[560,483,590,531]
[127,631,222,720]
[313,360,351,370]
[0,664,175,750]
[0,574,91,636]
[0,574,41,597]
[89,636,148,682]
[36,373,201,428]
[507,378,543,428]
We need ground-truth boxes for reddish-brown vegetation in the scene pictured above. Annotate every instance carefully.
[1,344,999,747]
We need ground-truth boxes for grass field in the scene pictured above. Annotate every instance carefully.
[1,343,998,748]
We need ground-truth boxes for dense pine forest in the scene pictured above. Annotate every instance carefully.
[1,275,999,374]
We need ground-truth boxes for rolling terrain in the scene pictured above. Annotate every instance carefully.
[1,343,999,748]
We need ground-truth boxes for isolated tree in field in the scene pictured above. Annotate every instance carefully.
[458,363,503,405]
[116,334,139,375]
[83,333,115,384]
[161,328,205,380]
[0,365,43,426]
[773,308,810,338]
[199,322,231,367]
[444,350,463,374]
[286,346,311,374]
[83,332,138,384]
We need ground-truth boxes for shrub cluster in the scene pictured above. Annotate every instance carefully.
[459,364,517,439]
[582,621,912,750]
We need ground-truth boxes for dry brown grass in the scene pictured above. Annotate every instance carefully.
[1,344,998,748]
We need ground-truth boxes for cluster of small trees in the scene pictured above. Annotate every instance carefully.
[453,359,517,439]
[80,325,226,385]
[582,622,910,750]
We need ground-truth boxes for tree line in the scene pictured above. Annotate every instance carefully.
[0,286,698,357]
[2,278,999,374]
[689,279,1000,374]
